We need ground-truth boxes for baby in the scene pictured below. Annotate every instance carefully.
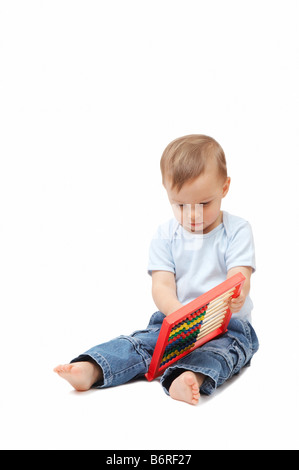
[54,134,259,405]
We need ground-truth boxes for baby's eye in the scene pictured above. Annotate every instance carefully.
[177,203,209,207]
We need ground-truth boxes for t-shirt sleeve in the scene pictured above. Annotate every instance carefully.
[147,224,175,275]
[225,221,256,273]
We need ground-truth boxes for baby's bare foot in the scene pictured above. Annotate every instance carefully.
[54,362,102,391]
[169,371,205,405]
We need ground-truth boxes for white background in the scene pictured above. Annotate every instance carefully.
[1,0,298,450]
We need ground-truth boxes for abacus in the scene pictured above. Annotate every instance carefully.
[145,272,245,381]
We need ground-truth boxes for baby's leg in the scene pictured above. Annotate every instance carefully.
[164,318,259,403]
[54,361,102,391]
[54,312,164,391]
[169,371,206,405]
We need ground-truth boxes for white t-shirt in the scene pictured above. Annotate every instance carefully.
[148,211,256,322]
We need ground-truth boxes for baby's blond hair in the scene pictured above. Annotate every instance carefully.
[160,134,227,191]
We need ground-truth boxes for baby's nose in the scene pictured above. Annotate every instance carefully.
[189,204,202,219]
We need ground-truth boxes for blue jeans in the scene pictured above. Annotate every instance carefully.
[71,311,259,395]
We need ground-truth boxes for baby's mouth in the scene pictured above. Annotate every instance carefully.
[190,221,203,227]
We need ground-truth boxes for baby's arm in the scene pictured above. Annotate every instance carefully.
[152,267,252,316]
[227,266,252,314]
[151,270,183,316]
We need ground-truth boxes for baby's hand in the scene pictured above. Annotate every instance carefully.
[229,290,246,314]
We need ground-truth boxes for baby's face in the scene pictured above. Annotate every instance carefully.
[164,164,230,234]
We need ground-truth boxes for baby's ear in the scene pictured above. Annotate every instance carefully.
[222,177,231,198]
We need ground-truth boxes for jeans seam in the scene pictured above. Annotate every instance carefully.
[228,319,254,356]
[118,335,152,370]
[89,352,113,386]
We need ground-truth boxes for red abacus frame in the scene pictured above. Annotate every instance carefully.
[145,272,245,381]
